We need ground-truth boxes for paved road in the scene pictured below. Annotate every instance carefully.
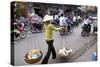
[14,23,97,66]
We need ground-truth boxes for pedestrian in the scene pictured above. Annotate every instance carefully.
[41,15,63,64]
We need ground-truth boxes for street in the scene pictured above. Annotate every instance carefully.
[14,23,97,66]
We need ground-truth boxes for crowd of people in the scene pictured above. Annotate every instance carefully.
[11,7,97,43]
[53,13,97,36]
[53,14,82,33]
[11,13,43,43]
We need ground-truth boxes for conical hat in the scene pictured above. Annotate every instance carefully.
[42,15,53,22]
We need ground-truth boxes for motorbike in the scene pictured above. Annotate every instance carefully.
[81,24,91,36]
[12,23,27,41]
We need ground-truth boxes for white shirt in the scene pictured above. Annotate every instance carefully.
[59,16,67,26]
[93,20,97,27]
[84,18,91,24]
[54,15,59,20]
[77,16,81,19]
[73,16,76,22]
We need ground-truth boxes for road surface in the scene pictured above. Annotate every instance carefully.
[14,23,97,66]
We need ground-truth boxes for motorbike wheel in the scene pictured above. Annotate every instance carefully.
[81,30,86,36]
[14,35,18,41]
[20,30,27,39]
[24,25,30,32]
[81,30,90,36]
[30,26,39,33]
[13,32,20,41]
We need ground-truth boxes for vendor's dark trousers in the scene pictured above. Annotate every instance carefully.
[41,40,56,64]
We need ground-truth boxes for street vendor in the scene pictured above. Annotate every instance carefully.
[41,15,63,64]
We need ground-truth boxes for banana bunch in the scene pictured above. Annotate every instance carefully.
[58,48,72,57]
[31,50,40,54]
[27,49,41,59]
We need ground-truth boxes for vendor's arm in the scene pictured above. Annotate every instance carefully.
[49,24,62,31]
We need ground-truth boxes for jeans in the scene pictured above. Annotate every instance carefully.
[41,40,56,64]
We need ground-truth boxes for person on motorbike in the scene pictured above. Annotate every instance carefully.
[59,14,68,35]
[13,19,25,39]
[81,16,92,36]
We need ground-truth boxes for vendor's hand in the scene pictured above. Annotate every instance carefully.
[61,27,65,30]
[61,27,67,32]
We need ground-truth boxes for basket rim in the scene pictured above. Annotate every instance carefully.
[24,53,43,64]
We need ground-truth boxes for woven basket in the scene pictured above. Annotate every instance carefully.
[57,48,72,59]
[24,50,42,64]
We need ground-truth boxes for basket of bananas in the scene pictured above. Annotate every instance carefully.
[57,48,72,59]
[24,49,43,64]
